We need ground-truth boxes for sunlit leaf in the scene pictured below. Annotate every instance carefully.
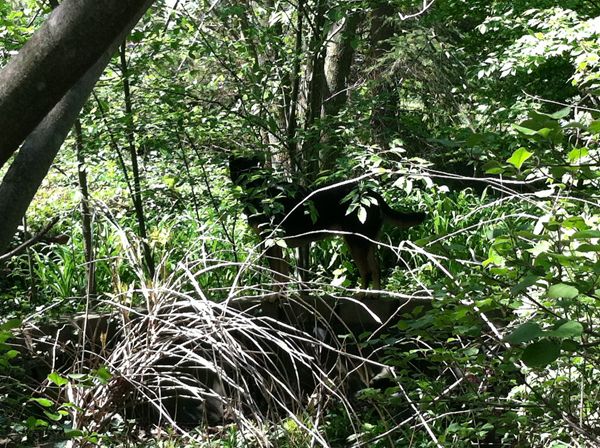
[506,147,533,170]
[547,321,583,339]
[47,372,68,387]
[547,284,579,299]
[30,397,53,408]
[567,147,588,163]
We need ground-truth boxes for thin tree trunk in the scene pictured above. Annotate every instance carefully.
[74,119,96,299]
[286,0,304,173]
[119,42,155,277]
[301,0,327,180]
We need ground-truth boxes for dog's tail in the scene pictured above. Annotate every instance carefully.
[374,193,426,228]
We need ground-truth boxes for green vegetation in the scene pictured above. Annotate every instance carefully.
[1,0,599,446]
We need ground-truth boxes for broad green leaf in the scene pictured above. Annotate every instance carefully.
[547,321,583,339]
[0,319,21,331]
[545,107,571,119]
[572,230,600,239]
[521,339,561,368]
[505,322,543,344]
[95,365,112,383]
[65,429,85,438]
[576,244,600,252]
[562,216,587,230]
[507,147,533,170]
[30,397,53,408]
[48,372,69,386]
[589,120,600,134]
[547,284,579,299]
[482,160,505,174]
[567,147,588,163]
[536,128,552,138]
[26,416,48,429]
[512,124,538,136]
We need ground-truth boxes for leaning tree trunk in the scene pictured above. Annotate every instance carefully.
[0,0,154,255]
[0,0,153,168]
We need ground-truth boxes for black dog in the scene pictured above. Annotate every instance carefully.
[229,155,425,290]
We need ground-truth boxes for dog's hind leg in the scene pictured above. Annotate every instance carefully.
[344,235,380,290]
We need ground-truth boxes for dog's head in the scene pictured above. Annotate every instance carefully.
[229,155,263,185]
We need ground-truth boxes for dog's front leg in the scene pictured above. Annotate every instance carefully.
[264,244,290,300]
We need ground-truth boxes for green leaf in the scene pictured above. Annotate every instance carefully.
[48,372,69,387]
[357,206,367,224]
[94,365,112,384]
[482,160,505,174]
[30,397,53,408]
[546,107,571,119]
[512,124,538,136]
[65,429,84,438]
[506,147,533,170]
[572,230,600,239]
[43,410,63,422]
[505,322,543,344]
[511,275,540,295]
[589,120,600,134]
[521,339,561,368]
[567,147,588,163]
[0,319,21,331]
[547,321,583,339]
[547,284,579,299]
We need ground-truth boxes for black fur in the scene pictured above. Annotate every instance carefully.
[229,155,425,289]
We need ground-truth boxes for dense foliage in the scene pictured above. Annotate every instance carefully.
[1,0,599,446]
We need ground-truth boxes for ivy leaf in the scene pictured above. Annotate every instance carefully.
[507,147,533,170]
[521,339,561,368]
[547,284,579,299]
[505,322,543,344]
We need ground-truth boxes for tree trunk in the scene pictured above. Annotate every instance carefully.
[320,11,363,170]
[301,0,327,181]
[0,0,154,255]
[369,1,396,151]
[74,119,97,299]
[0,0,153,168]
[119,42,155,278]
